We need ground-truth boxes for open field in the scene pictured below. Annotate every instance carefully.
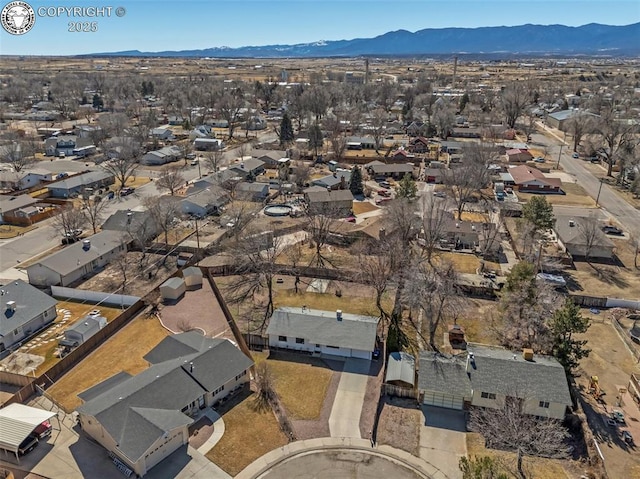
[518,183,596,207]
[205,389,288,476]
[48,314,169,411]
[253,351,333,420]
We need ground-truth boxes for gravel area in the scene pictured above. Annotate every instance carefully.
[290,358,343,440]
[359,358,384,439]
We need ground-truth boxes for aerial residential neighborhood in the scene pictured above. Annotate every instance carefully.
[0,6,639,479]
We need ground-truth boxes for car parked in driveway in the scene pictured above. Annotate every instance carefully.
[120,187,135,196]
[572,152,580,159]
[602,225,624,236]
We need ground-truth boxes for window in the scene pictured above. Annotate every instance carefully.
[480,392,496,400]
[235,371,246,380]
[295,337,305,344]
[539,401,550,409]
[213,385,225,395]
[326,345,339,349]
[278,335,287,342]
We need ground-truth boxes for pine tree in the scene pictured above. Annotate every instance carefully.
[396,173,417,199]
[522,196,555,233]
[308,123,323,157]
[550,298,590,374]
[279,112,294,146]
[349,166,364,196]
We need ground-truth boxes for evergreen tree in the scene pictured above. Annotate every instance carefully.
[522,196,555,233]
[396,173,417,199]
[349,166,364,196]
[92,94,104,110]
[459,92,470,112]
[550,298,591,374]
[279,112,294,146]
[308,122,323,157]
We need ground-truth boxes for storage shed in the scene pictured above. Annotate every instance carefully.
[385,352,416,388]
[160,277,186,302]
[182,266,203,290]
[59,315,107,351]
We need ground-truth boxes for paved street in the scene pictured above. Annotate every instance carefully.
[533,126,640,240]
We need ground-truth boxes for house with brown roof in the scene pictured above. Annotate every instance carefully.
[505,149,533,163]
[506,165,562,193]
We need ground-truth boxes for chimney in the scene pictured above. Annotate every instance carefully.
[6,300,16,312]
[569,219,575,227]
[522,348,534,361]
[336,310,342,321]
[466,352,476,372]
[82,239,91,250]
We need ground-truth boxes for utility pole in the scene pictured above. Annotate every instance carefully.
[556,132,567,170]
[595,178,604,207]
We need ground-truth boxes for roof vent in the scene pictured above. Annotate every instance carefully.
[190,362,194,373]
[336,310,343,321]
[471,224,476,231]
[455,222,460,228]
[82,239,91,250]
[6,300,16,311]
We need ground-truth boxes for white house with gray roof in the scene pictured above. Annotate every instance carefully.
[418,343,572,419]
[27,230,128,287]
[46,170,114,198]
[77,332,253,477]
[0,280,57,353]
[266,307,379,360]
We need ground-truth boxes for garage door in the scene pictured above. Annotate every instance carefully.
[422,391,464,410]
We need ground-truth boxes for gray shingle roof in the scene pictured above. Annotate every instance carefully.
[0,279,57,339]
[466,343,572,406]
[102,210,157,235]
[46,170,113,191]
[229,158,265,174]
[267,307,379,352]
[0,195,38,214]
[554,215,614,249]
[418,352,472,398]
[31,230,127,276]
[370,164,414,174]
[312,171,352,188]
[305,189,354,204]
[77,332,253,463]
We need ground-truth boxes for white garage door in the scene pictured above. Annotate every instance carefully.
[422,391,464,410]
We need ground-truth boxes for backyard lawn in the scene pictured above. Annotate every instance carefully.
[352,201,380,215]
[435,251,502,275]
[518,183,595,207]
[205,390,288,476]
[253,351,333,420]
[48,314,169,411]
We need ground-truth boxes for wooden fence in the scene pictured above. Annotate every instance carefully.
[382,383,418,399]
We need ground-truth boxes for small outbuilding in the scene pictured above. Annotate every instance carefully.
[59,315,107,351]
[0,403,57,462]
[182,266,203,290]
[385,352,416,388]
[160,277,186,302]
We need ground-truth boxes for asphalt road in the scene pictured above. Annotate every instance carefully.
[532,127,640,241]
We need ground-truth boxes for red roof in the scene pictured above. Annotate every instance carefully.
[508,165,561,188]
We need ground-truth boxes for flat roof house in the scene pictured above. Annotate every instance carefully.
[46,171,115,199]
[27,230,128,287]
[418,344,572,419]
[267,307,379,360]
[77,332,253,477]
[0,279,57,354]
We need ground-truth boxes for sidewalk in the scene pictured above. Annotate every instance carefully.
[235,437,449,479]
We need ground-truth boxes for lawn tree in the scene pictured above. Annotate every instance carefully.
[370,108,388,153]
[203,148,225,173]
[291,160,311,190]
[469,397,570,479]
[52,205,87,239]
[496,261,559,352]
[432,99,456,138]
[226,232,283,330]
[500,83,528,129]
[284,242,304,293]
[442,143,493,218]
[254,80,279,114]
[112,250,133,294]
[304,209,340,268]
[0,138,37,172]
[577,214,601,264]
[418,195,449,263]
[125,216,154,271]
[459,456,508,479]
[396,173,418,199]
[566,113,593,153]
[101,140,141,190]
[79,193,109,234]
[324,116,348,161]
[349,166,364,196]
[278,112,295,146]
[156,165,185,196]
[354,240,398,324]
[403,261,461,352]
[308,122,324,158]
[549,297,590,375]
[224,201,261,242]
[302,85,329,122]
[253,362,277,412]
[217,88,245,140]
[143,196,179,246]
[521,196,555,249]
[594,104,637,178]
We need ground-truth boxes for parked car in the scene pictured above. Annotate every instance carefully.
[433,191,446,198]
[190,158,199,166]
[602,225,624,236]
[106,191,115,200]
[378,189,391,197]
[120,187,135,196]
[18,435,38,456]
[379,181,391,188]
[375,198,391,205]
[622,430,634,445]
[56,172,69,180]
[534,157,546,163]
[572,152,580,159]
[32,421,52,440]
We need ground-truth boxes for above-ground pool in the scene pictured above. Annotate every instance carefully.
[264,204,293,216]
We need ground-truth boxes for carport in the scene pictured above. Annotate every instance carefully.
[0,403,58,463]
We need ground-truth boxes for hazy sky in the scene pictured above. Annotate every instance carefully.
[1,0,639,55]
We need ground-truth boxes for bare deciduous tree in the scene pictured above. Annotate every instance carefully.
[469,397,570,479]
[0,138,37,172]
[79,193,109,234]
[443,143,493,218]
[52,205,87,239]
[577,214,601,263]
[203,148,225,173]
[101,139,141,190]
[501,83,528,129]
[418,195,449,263]
[156,165,185,196]
[143,196,180,245]
[253,362,277,412]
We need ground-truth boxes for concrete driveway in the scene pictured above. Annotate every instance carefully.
[419,406,468,479]
[328,358,370,438]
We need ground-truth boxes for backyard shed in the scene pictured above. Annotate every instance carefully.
[182,267,203,290]
[385,352,416,387]
[59,315,107,350]
[160,277,186,302]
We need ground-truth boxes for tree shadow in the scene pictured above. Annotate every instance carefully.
[587,263,630,289]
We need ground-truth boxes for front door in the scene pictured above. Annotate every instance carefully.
[198,395,205,409]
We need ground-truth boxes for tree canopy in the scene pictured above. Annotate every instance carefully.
[349,165,364,196]
[549,298,591,374]
[396,173,418,199]
[522,196,555,233]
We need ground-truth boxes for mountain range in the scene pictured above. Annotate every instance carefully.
[94,23,640,58]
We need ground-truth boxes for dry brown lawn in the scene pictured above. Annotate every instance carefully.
[274,288,385,319]
[518,183,595,207]
[253,351,333,420]
[352,201,380,215]
[0,224,36,239]
[48,314,169,411]
[377,397,421,455]
[205,390,288,476]
[454,211,489,223]
[466,433,574,479]
[454,298,501,346]
[435,251,501,275]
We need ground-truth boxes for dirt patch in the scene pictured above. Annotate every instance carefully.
[188,416,214,449]
[360,359,385,439]
[377,396,422,455]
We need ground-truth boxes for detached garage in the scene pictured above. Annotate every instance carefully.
[418,352,471,410]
